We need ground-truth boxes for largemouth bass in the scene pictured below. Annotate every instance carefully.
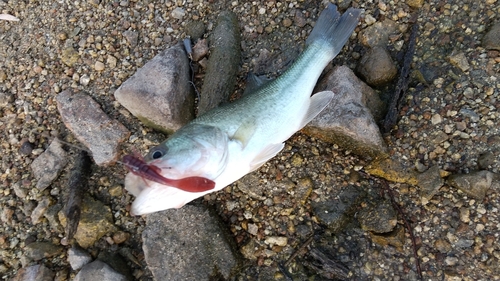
[125,4,362,215]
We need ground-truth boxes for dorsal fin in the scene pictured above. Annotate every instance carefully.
[243,72,274,95]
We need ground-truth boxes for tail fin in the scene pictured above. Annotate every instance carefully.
[306,4,362,58]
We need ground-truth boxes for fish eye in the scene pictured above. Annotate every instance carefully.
[151,150,164,159]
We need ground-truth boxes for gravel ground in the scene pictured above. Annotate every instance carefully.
[1,0,499,280]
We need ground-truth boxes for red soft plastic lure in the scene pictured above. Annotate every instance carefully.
[122,155,215,192]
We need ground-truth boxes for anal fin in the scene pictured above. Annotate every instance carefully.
[249,143,284,172]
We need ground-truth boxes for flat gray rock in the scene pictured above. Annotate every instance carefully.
[417,165,445,201]
[56,90,130,166]
[114,43,194,134]
[31,138,68,190]
[11,264,54,281]
[305,65,388,159]
[68,246,93,270]
[447,170,497,200]
[482,21,500,51]
[143,204,241,281]
[74,260,128,281]
[24,242,64,262]
[311,185,366,233]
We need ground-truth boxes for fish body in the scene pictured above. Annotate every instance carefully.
[125,4,362,215]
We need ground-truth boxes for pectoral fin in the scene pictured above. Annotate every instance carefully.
[232,120,257,148]
[249,143,285,172]
[299,91,334,129]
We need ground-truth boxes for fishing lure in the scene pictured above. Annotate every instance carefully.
[121,154,215,192]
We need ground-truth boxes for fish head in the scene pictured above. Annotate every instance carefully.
[124,124,229,215]
[145,124,229,179]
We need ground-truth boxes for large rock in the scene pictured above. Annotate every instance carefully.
[143,204,241,280]
[114,43,194,134]
[304,66,387,159]
[198,11,241,115]
[56,90,130,166]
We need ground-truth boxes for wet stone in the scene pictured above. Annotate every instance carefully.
[482,21,500,51]
[191,39,208,62]
[434,238,452,253]
[11,264,55,281]
[311,185,366,232]
[478,152,496,169]
[417,166,445,201]
[185,20,206,41]
[366,157,418,185]
[449,52,470,72]
[357,198,397,233]
[56,90,130,166]
[31,197,51,224]
[18,139,34,155]
[25,242,64,262]
[369,225,405,251]
[357,46,398,86]
[122,30,138,47]
[74,260,127,281]
[68,246,92,270]
[97,251,133,279]
[61,47,79,67]
[447,170,496,200]
[264,236,288,247]
[358,19,398,47]
[31,138,68,190]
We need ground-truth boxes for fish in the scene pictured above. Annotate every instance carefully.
[124,4,362,215]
